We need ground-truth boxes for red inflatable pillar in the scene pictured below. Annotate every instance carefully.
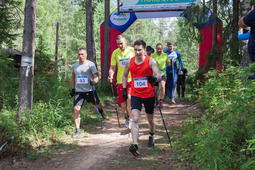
[199,21,222,71]
[100,25,122,78]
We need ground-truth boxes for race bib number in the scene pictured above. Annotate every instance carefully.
[178,71,183,75]
[77,76,88,84]
[134,78,148,88]
[119,58,129,67]
[159,69,164,76]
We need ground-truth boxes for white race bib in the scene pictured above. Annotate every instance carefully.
[77,76,88,84]
[119,58,129,67]
[134,78,148,88]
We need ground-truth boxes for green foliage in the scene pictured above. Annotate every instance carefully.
[0,0,22,46]
[178,64,255,169]
[175,17,199,75]
[123,19,162,48]
[0,50,20,109]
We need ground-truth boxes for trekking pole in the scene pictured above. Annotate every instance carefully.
[172,59,175,101]
[126,101,131,136]
[0,136,14,151]
[151,82,172,148]
[111,84,121,128]
[91,85,103,129]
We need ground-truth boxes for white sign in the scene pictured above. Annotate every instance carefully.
[21,56,34,67]
[122,0,201,10]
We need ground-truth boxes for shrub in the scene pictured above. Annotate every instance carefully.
[178,64,255,169]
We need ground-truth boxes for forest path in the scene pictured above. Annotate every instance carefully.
[1,99,202,170]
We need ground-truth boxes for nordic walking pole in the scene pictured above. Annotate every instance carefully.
[111,84,121,128]
[91,85,103,129]
[172,58,175,102]
[126,100,131,136]
[151,82,172,148]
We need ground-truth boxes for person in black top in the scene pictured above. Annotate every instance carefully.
[177,67,188,98]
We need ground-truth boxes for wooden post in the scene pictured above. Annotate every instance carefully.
[55,21,59,62]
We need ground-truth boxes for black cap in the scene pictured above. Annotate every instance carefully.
[146,46,153,51]
[167,41,173,46]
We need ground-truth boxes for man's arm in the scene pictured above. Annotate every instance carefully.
[108,65,116,83]
[185,69,189,76]
[122,60,130,88]
[149,58,161,82]
[71,74,75,89]
[239,16,248,28]
[92,73,99,83]
[166,57,174,66]
[238,7,254,28]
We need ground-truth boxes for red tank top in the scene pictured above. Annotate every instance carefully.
[129,55,154,98]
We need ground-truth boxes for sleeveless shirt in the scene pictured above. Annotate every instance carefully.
[129,55,154,98]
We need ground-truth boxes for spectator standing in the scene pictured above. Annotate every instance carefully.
[239,5,255,79]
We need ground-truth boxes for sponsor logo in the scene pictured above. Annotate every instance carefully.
[110,12,130,26]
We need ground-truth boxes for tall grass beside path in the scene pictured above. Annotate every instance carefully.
[178,64,255,169]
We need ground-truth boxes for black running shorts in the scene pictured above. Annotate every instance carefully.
[131,96,155,114]
[154,75,167,86]
[73,91,100,106]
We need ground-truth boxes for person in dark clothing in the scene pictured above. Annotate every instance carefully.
[177,67,188,98]
[239,5,255,79]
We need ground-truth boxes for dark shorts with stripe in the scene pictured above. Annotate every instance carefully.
[73,91,100,106]
[131,96,155,114]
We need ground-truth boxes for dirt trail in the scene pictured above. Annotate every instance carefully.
[1,100,202,170]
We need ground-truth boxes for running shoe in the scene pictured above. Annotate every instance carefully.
[159,100,164,108]
[148,136,155,147]
[72,130,80,138]
[129,144,139,156]
[125,118,129,128]
[100,110,107,119]
[128,118,132,130]
[171,99,176,104]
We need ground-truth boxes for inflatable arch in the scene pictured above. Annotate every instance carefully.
[100,3,222,76]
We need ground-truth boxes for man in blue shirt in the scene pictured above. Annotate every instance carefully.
[165,41,182,104]
[239,5,255,79]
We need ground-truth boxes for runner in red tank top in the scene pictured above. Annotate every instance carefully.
[129,55,154,98]
[122,40,161,156]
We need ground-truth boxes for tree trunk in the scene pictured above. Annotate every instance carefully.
[241,0,252,66]
[17,0,37,122]
[86,0,96,65]
[55,21,59,62]
[211,0,218,68]
[65,1,68,79]
[231,0,241,65]
[102,0,110,85]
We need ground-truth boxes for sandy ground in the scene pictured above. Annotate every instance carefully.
[1,99,202,170]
